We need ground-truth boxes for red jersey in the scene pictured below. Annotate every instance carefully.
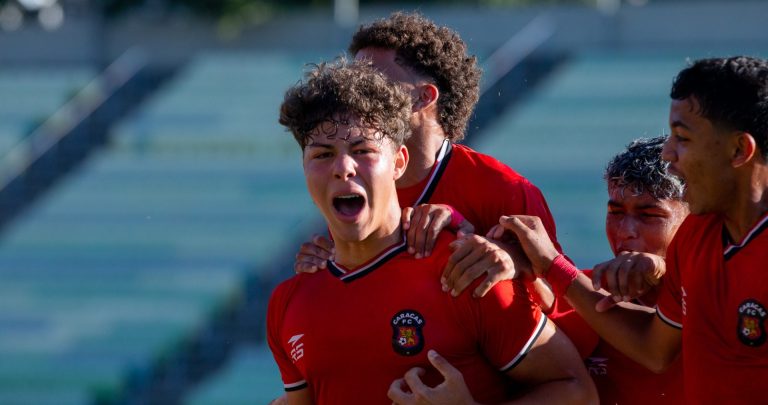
[397,140,561,244]
[267,231,545,404]
[550,269,683,404]
[657,213,768,404]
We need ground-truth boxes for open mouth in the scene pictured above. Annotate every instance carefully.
[333,194,366,217]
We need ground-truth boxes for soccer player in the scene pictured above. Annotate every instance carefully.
[495,56,768,403]
[556,137,686,404]
[268,58,597,404]
[294,12,562,301]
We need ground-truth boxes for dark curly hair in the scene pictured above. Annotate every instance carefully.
[605,136,685,201]
[671,56,768,158]
[279,58,412,150]
[349,11,481,142]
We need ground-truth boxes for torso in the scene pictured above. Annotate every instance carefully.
[657,213,768,404]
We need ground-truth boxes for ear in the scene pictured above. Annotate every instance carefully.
[412,83,439,112]
[732,132,757,168]
[393,145,409,180]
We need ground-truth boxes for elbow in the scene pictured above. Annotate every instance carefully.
[642,350,678,374]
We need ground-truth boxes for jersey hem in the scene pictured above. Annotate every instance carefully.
[655,306,682,329]
[284,380,308,392]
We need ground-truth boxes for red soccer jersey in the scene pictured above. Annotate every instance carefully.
[397,140,561,245]
[657,213,768,404]
[267,231,546,404]
[550,269,683,404]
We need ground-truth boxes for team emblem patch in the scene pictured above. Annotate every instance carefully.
[737,299,767,347]
[391,310,425,356]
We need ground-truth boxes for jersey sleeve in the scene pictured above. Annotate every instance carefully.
[470,279,547,372]
[655,233,684,329]
[266,281,308,391]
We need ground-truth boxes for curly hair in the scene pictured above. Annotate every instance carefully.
[348,11,481,142]
[671,56,768,158]
[605,136,685,201]
[279,58,412,150]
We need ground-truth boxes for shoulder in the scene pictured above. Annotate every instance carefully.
[451,144,523,177]
[268,275,306,312]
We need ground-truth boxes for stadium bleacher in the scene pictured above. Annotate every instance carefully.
[474,51,686,267]
[0,67,93,158]
[0,52,320,404]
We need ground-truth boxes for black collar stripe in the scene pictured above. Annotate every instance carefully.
[724,213,768,260]
[413,140,453,207]
[327,237,407,283]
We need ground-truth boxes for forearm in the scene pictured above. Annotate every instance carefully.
[563,272,679,372]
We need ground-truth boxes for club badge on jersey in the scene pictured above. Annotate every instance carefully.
[391,310,425,356]
[737,299,767,347]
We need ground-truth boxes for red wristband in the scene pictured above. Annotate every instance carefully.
[546,254,579,298]
[447,205,465,230]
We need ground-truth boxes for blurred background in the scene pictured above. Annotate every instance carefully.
[0,0,765,403]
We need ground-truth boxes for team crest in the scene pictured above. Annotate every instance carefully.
[737,299,767,347]
[391,310,425,356]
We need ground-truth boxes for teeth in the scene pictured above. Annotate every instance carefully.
[336,194,360,199]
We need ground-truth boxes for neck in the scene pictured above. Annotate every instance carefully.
[723,164,768,242]
[332,202,403,268]
[396,122,448,188]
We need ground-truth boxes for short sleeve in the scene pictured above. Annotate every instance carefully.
[266,282,308,391]
[473,280,547,372]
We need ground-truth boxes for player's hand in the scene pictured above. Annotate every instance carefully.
[486,224,537,283]
[490,215,560,279]
[402,204,475,259]
[388,350,477,405]
[442,233,516,298]
[592,251,666,311]
[294,234,335,274]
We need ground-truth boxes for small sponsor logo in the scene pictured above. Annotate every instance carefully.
[288,334,305,362]
[391,310,425,356]
[737,299,766,347]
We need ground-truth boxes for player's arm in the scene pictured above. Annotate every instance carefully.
[503,317,597,404]
[497,215,682,373]
[388,318,597,405]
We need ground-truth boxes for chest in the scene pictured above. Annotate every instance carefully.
[681,233,768,353]
[278,272,475,382]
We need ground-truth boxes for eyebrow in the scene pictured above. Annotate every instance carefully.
[608,199,665,210]
[670,120,691,130]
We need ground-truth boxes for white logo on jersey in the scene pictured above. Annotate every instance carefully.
[681,286,687,316]
[288,334,305,362]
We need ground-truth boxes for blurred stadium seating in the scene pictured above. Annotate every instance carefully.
[1,1,766,404]
[0,51,320,404]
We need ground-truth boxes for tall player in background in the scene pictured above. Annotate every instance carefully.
[295,11,562,306]
[496,56,768,403]
[404,137,687,404]
[268,58,596,405]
